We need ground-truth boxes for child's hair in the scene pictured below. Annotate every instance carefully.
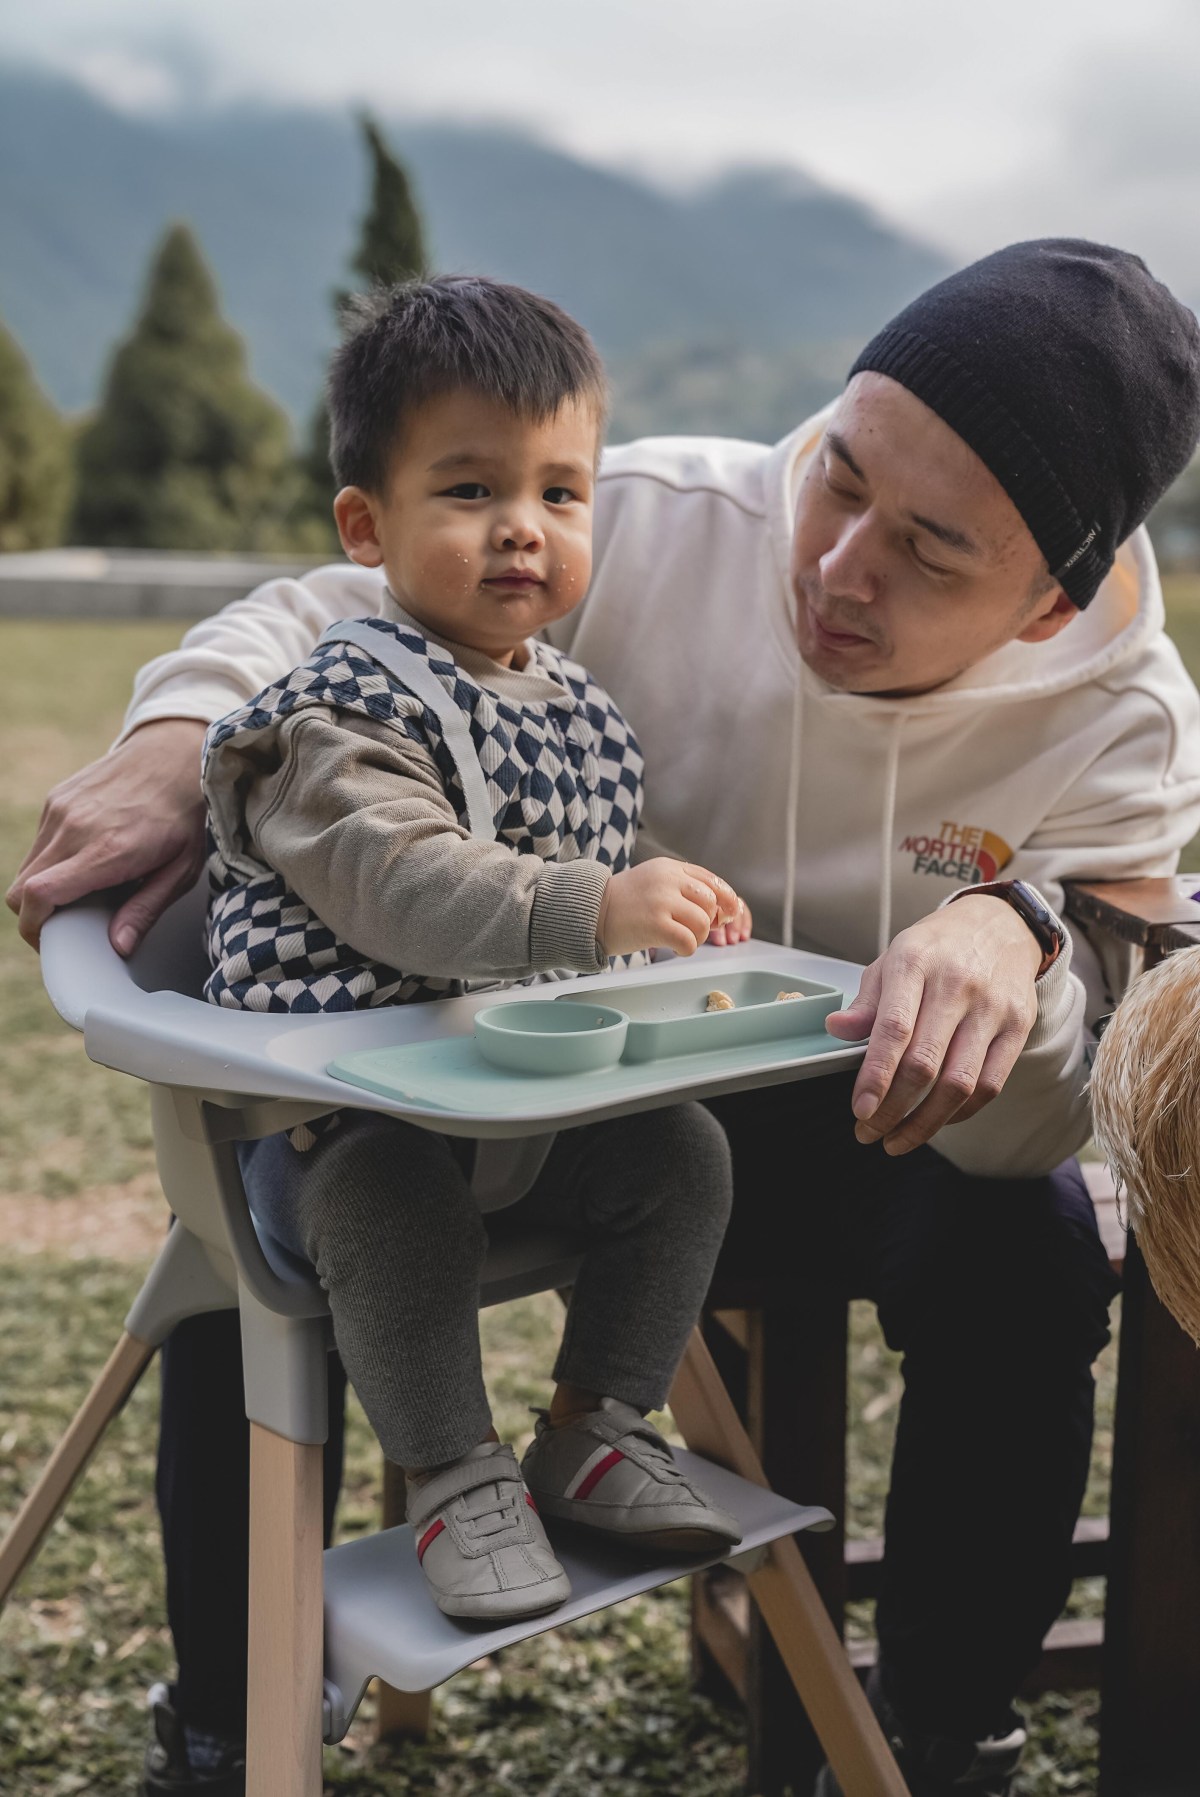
[1089,945,1200,1343]
[327,275,609,493]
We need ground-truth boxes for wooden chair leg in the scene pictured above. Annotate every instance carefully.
[376,1457,433,1744]
[247,1423,325,1797]
[0,1328,155,1610]
[670,1328,910,1797]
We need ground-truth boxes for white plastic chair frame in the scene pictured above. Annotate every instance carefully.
[0,885,909,1797]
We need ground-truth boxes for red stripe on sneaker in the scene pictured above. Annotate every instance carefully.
[573,1448,625,1500]
[526,1493,539,1514]
[416,1519,445,1562]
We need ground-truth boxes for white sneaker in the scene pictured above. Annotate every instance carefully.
[405,1441,572,1621]
[521,1399,743,1554]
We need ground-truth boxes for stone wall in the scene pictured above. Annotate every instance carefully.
[0,549,331,619]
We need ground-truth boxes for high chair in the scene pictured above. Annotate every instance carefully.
[0,881,910,1796]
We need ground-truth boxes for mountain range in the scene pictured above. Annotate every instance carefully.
[0,68,954,439]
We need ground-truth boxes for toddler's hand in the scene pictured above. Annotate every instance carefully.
[597,859,739,958]
[708,894,753,947]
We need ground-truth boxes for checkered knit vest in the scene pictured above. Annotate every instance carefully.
[202,616,645,1014]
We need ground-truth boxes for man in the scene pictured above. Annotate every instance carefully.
[11,240,1200,1796]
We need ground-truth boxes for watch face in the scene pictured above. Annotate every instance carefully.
[1008,882,1063,953]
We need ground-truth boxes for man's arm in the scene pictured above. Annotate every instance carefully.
[117,562,387,742]
[827,681,1200,1174]
[6,562,382,953]
[6,718,209,953]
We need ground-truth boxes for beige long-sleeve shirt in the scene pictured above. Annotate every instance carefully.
[203,604,614,985]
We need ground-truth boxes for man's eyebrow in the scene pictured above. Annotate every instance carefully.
[826,429,981,558]
[825,430,868,483]
[906,512,981,557]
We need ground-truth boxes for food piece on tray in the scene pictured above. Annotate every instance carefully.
[705,990,735,1012]
[774,990,805,1002]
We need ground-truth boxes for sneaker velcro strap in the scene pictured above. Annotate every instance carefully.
[405,1448,523,1528]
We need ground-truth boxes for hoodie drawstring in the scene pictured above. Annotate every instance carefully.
[781,658,806,948]
[783,659,906,958]
[876,712,906,958]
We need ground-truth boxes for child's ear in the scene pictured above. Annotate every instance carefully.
[334,487,384,567]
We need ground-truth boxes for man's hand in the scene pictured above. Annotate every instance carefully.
[6,718,208,955]
[824,896,1042,1155]
[598,859,739,958]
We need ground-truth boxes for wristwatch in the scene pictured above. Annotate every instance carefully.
[945,879,1066,976]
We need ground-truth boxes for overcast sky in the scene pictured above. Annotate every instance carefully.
[5,0,1200,295]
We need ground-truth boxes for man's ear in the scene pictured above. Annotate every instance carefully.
[333,487,384,567]
[1016,587,1078,644]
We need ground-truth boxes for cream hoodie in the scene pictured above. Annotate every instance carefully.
[122,410,1200,1176]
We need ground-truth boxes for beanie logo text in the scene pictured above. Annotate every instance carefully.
[1054,524,1099,580]
[898,820,1013,885]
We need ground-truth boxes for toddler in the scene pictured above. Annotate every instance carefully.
[202,276,744,1620]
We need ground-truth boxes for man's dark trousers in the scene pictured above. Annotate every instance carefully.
[155,1071,1118,1745]
[707,1073,1120,1742]
[155,1318,346,1742]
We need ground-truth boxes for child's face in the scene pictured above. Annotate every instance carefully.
[334,390,599,665]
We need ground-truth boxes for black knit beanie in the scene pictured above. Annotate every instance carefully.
[848,239,1200,607]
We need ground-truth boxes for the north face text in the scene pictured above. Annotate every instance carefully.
[899,819,1013,885]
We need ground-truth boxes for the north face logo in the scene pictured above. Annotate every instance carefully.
[898,820,1012,885]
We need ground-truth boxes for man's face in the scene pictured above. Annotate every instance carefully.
[790,373,1076,695]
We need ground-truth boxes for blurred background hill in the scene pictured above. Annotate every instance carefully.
[0,69,951,442]
[3,51,1200,565]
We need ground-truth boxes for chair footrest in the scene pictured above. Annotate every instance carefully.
[321,1449,832,1741]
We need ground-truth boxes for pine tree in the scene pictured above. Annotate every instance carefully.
[299,115,429,541]
[71,223,301,550]
[0,316,72,551]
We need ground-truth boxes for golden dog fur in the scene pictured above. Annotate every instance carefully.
[1090,945,1200,1344]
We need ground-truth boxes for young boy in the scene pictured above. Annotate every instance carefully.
[201,276,744,1622]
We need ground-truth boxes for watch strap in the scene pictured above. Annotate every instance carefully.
[944,879,1066,975]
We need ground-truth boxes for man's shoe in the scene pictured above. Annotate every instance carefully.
[140,1685,246,1795]
[406,1440,572,1620]
[813,1667,1026,1797]
[521,1398,743,1554]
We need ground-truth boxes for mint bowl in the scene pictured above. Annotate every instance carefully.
[474,1000,628,1076]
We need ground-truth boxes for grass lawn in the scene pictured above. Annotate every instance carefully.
[4,582,1200,1794]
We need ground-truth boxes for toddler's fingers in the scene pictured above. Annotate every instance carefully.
[679,874,719,921]
[714,884,740,926]
[661,919,703,957]
[682,865,739,924]
[672,895,718,946]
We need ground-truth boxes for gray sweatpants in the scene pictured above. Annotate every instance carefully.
[238,1103,732,1470]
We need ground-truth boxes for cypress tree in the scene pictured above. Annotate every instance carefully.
[299,116,429,539]
[347,115,427,294]
[0,317,72,550]
[71,223,300,550]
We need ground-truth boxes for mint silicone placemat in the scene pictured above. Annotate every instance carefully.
[328,1024,859,1123]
